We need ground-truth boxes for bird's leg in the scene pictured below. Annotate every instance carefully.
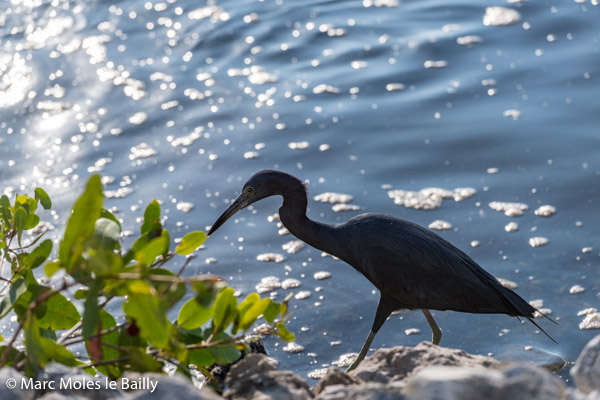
[422,309,442,345]
[346,296,394,372]
[346,330,375,372]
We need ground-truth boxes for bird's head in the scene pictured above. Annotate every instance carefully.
[208,170,286,236]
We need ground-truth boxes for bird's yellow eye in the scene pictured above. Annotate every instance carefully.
[244,187,255,196]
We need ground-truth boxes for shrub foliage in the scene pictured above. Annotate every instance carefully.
[0,175,294,379]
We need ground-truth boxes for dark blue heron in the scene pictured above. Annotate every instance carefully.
[208,170,555,371]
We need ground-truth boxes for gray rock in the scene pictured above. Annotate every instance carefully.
[572,334,600,393]
[0,367,35,400]
[565,387,600,400]
[351,341,498,383]
[122,372,223,400]
[315,382,406,400]
[493,343,567,372]
[311,367,362,396]
[223,353,312,400]
[404,363,565,400]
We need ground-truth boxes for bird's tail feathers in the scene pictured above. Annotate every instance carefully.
[526,316,558,344]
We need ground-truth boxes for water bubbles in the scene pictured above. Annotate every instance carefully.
[170,130,202,147]
[457,35,484,46]
[244,151,260,159]
[497,278,518,290]
[405,328,420,336]
[256,253,286,263]
[243,13,259,23]
[247,68,278,85]
[424,60,448,69]
[176,202,194,213]
[351,61,368,69]
[385,83,405,92]
[283,342,304,353]
[313,271,331,280]
[255,276,281,293]
[489,201,528,217]
[483,7,521,26]
[281,278,301,289]
[129,143,157,160]
[363,0,399,7]
[332,204,361,212]
[295,291,311,300]
[428,220,452,231]
[282,240,305,254]
[579,312,600,330]
[569,285,585,294]
[505,222,519,232]
[187,6,230,22]
[288,141,309,150]
[528,237,549,248]
[128,112,148,125]
[314,192,353,204]
[503,109,521,120]
[313,84,340,94]
[534,205,556,217]
[388,187,476,210]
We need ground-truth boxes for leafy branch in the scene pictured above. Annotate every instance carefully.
[0,175,295,380]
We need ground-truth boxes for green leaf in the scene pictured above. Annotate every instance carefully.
[177,298,213,330]
[22,239,52,270]
[212,288,238,333]
[94,218,120,250]
[240,298,271,331]
[34,188,52,210]
[263,302,281,323]
[188,348,216,367]
[126,347,163,372]
[25,214,40,230]
[100,208,121,231]
[85,309,122,379]
[81,282,100,339]
[37,291,80,331]
[0,277,27,319]
[14,206,27,239]
[24,316,46,372]
[44,260,61,277]
[276,323,295,342]
[211,344,241,365]
[40,338,81,367]
[149,268,186,308]
[135,231,169,265]
[123,293,170,348]
[192,280,221,308]
[74,289,88,300]
[58,175,103,271]
[141,200,160,236]
[175,231,206,255]
[0,195,10,225]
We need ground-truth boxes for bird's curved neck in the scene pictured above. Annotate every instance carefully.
[276,179,345,260]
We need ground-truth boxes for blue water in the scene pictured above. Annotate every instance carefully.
[1,0,599,384]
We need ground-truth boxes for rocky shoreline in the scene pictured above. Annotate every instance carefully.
[2,335,599,400]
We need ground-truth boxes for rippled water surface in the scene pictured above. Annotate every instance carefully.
[1,0,599,383]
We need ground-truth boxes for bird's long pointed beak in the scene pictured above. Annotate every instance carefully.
[208,194,250,236]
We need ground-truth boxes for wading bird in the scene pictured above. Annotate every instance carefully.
[208,170,554,371]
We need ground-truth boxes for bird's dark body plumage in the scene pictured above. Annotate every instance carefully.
[208,170,553,370]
